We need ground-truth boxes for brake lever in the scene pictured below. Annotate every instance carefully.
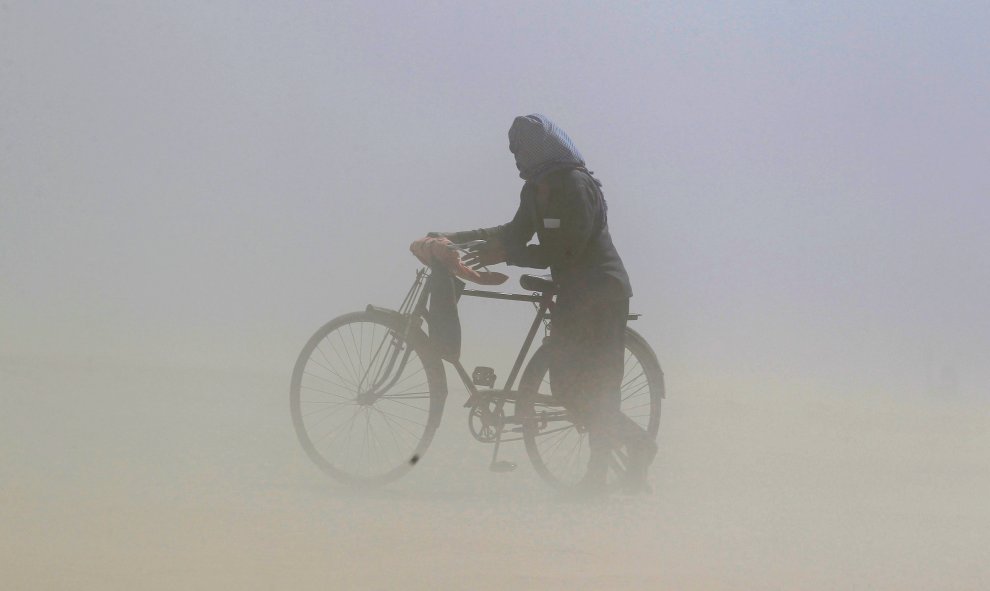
[446,239,487,253]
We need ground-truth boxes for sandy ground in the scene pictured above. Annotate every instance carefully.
[1,356,987,590]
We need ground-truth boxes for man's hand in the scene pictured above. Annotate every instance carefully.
[410,235,451,265]
[409,236,508,285]
[463,239,507,270]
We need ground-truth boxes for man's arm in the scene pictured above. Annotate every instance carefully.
[508,174,598,270]
[428,226,502,244]
[429,194,538,264]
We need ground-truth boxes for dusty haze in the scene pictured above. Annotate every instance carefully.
[2,2,988,589]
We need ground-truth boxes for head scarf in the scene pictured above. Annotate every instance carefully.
[508,114,601,186]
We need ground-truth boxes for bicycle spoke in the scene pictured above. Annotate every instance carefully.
[388,363,427,391]
[539,425,577,447]
[621,369,645,392]
[373,406,427,429]
[372,407,418,448]
[333,329,363,388]
[380,416,405,461]
[621,353,637,382]
[372,406,424,443]
[519,334,661,491]
[315,343,358,388]
[295,316,430,476]
[621,379,649,402]
[356,329,395,393]
[380,391,431,399]
[544,428,575,468]
[378,397,429,413]
[540,430,583,482]
[303,371,355,396]
[358,323,365,381]
[623,400,652,411]
[362,410,374,473]
[315,406,363,447]
[300,384,352,401]
[306,400,353,432]
[369,414,391,473]
[325,333,360,386]
[346,323,364,384]
[535,424,572,446]
[558,431,586,480]
[534,421,577,437]
[337,407,363,464]
[301,401,354,419]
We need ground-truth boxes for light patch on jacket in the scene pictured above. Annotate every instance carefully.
[543,218,561,229]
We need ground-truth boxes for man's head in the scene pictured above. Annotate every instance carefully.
[508,114,585,182]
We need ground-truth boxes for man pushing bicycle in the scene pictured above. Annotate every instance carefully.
[411,114,657,497]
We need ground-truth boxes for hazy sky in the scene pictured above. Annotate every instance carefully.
[3,1,988,396]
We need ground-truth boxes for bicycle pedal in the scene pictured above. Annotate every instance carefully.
[472,366,496,388]
[489,461,517,473]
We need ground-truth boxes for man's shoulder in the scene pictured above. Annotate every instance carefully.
[546,167,594,192]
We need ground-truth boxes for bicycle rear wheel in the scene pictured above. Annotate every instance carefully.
[290,310,445,487]
[518,328,663,490]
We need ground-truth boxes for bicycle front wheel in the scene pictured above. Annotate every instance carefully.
[518,328,663,490]
[289,310,446,487]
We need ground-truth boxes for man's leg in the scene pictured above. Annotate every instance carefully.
[594,297,657,492]
[549,292,610,494]
[550,289,656,494]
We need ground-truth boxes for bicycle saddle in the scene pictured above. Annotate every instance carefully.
[520,274,556,293]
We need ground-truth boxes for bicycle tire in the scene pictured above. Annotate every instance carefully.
[517,328,663,489]
[290,310,446,487]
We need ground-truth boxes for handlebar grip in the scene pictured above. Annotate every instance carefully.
[446,239,487,252]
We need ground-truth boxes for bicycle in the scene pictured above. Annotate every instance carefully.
[289,244,665,490]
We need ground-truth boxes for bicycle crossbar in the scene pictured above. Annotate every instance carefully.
[536,312,641,321]
[462,289,641,320]
[460,289,543,303]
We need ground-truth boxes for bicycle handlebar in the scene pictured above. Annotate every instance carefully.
[445,239,487,253]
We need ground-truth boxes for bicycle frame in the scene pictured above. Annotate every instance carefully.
[398,267,553,404]
[291,264,660,483]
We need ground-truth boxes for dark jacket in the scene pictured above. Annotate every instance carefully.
[438,167,632,299]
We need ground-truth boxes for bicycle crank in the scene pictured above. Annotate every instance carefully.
[468,398,502,443]
[483,397,517,473]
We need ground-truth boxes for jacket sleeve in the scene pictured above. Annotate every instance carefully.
[511,175,598,270]
[428,226,503,244]
[430,195,541,265]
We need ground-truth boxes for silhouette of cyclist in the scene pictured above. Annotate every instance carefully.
[416,114,656,496]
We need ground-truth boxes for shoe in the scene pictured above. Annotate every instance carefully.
[619,439,658,495]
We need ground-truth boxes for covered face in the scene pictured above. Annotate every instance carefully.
[508,114,586,182]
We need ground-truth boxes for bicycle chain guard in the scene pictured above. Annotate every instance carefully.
[468,398,502,443]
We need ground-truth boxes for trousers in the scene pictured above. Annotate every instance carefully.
[548,283,649,478]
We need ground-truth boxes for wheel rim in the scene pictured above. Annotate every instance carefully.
[618,347,655,431]
[292,319,435,484]
[523,343,660,488]
[527,374,591,487]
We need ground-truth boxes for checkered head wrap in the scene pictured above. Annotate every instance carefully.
[508,114,596,184]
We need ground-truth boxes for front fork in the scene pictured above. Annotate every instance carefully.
[355,315,421,404]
